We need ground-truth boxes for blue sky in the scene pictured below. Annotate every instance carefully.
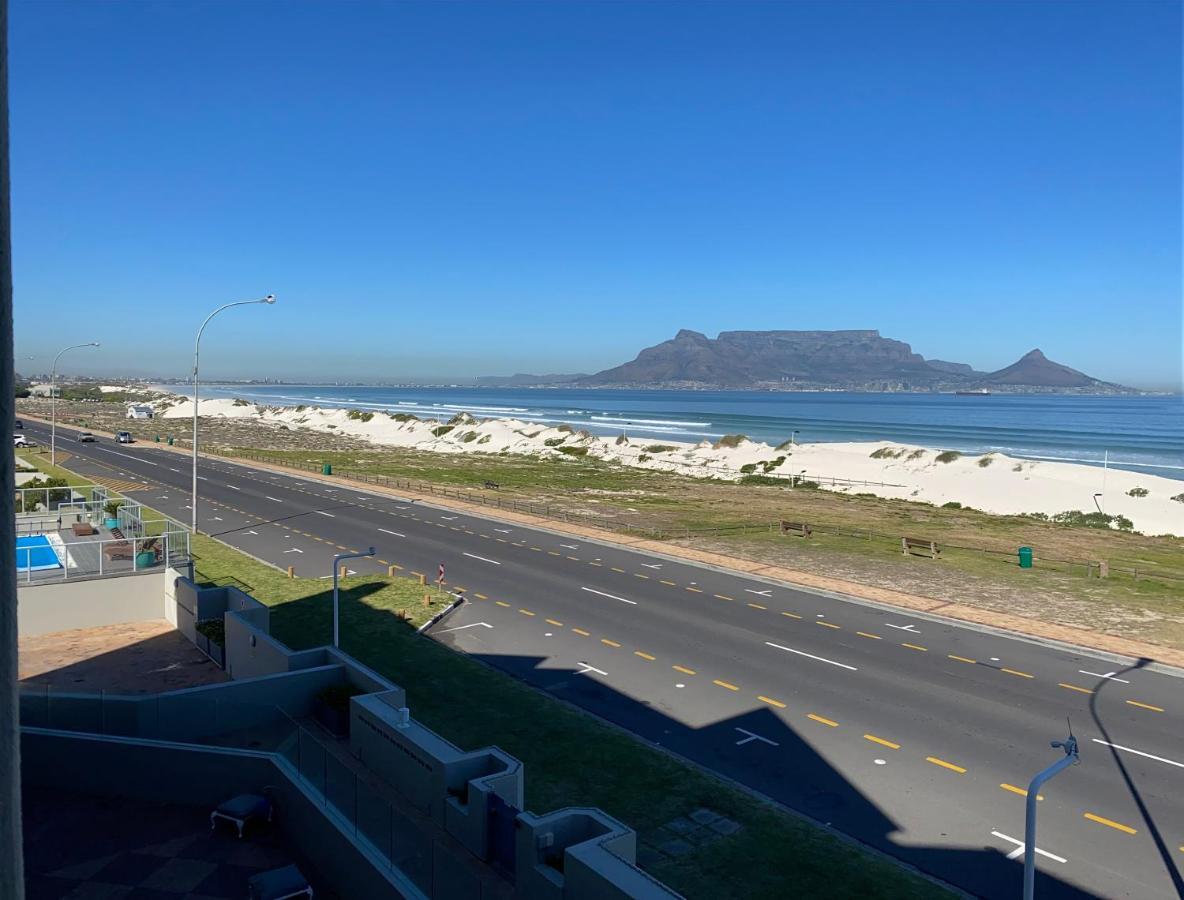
[10,1,1182,388]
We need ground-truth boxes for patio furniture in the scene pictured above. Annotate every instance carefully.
[101,541,134,561]
[210,793,272,838]
[71,522,97,536]
[248,864,313,900]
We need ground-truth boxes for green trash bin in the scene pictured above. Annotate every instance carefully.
[322,463,332,476]
[154,435,160,442]
[167,436,174,445]
[1018,546,1033,569]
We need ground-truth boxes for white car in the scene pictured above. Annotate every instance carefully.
[14,434,28,447]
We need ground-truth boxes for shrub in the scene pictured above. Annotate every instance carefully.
[1050,510,1134,531]
[761,456,787,474]
[1127,487,1149,498]
[543,437,566,447]
[1012,464,1024,472]
[638,454,651,462]
[196,619,225,646]
[645,444,678,453]
[477,434,492,444]
[103,499,124,518]
[941,501,963,509]
[1172,493,1184,503]
[870,447,904,460]
[714,434,747,449]
[555,424,574,433]
[936,451,961,464]
[432,425,454,437]
[447,413,472,425]
[557,445,588,457]
[906,449,925,461]
[739,463,758,474]
[460,431,479,443]
[977,455,994,468]
[15,476,71,512]
[295,404,307,412]
[346,409,374,422]
[615,434,629,445]
[793,478,820,489]
[232,398,250,407]
[739,474,784,486]
[389,413,417,422]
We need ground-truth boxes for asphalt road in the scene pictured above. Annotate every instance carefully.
[21,419,1184,899]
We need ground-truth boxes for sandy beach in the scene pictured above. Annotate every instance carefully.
[150,391,1183,537]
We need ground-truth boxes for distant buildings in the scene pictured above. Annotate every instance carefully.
[126,404,153,419]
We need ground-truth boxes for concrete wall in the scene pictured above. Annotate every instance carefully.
[224,609,297,680]
[17,567,179,637]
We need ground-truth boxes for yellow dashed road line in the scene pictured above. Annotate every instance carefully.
[902,643,928,652]
[816,621,840,630]
[857,632,881,640]
[495,601,511,608]
[673,665,696,675]
[611,567,625,573]
[685,586,701,593]
[714,594,733,601]
[926,756,966,774]
[634,573,649,579]
[474,593,488,600]
[660,580,676,586]
[601,638,621,648]
[1001,784,1042,800]
[757,695,786,708]
[748,603,767,610]
[782,612,801,619]
[572,628,590,637]
[808,714,838,727]
[1126,700,1164,713]
[1001,668,1034,679]
[1059,683,1094,694]
[948,654,976,664]
[519,609,535,617]
[545,619,563,627]
[1083,813,1136,834]
[713,679,740,692]
[864,734,900,750]
[634,651,656,661]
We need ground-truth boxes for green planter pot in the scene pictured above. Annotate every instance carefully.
[104,517,119,529]
[135,551,156,568]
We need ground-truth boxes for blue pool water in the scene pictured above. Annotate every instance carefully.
[16,535,61,571]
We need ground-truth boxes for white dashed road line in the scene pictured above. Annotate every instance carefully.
[581,587,636,606]
[764,642,858,672]
[463,552,501,565]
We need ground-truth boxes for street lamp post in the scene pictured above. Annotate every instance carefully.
[1022,729,1079,899]
[50,342,100,465]
[331,547,376,648]
[190,295,275,532]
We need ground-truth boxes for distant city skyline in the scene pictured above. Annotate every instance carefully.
[9,1,1181,390]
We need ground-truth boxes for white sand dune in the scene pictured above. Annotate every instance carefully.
[157,394,1184,536]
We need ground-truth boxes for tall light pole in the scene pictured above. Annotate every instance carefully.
[331,547,375,648]
[191,295,275,533]
[1022,728,1079,900]
[50,342,99,465]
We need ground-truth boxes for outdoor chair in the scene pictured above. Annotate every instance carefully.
[210,793,272,838]
[248,864,313,900]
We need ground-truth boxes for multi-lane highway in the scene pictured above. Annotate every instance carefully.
[20,418,1184,899]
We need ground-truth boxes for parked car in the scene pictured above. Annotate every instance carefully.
[14,419,22,429]
[77,431,97,442]
[116,431,134,444]
[14,434,28,447]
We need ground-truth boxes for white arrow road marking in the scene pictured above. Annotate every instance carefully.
[494,528,512,534]
[463,552,501,565]
[314,510,335,517]
[1079,670,1130,683]
[560,544,579,550]
[441,515,458,521]
[640,563,662,569]
[436,622,494,634]
[1092,739,1184,768]
[283,548,304,554]
[576,662,608,677]
[379,528,404,537]
[197,476,207,481]
[734,727,779,747]
[169,468,181,473]
[765,642,858,671]
[745,589,772,597]
[245,530,259,535]
[157,496,169,500]
[581,587,636,605]
[885,623,920,633]
[990,831,1066,864]
[212,516,223,521]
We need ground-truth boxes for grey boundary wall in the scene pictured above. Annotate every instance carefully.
[18,572,682,900]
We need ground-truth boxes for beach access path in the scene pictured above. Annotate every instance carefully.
[21,417,1184,900]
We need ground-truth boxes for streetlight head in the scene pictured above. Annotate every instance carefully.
[90,342,100,347]
[262,294,276,304]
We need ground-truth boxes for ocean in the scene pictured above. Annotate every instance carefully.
[193,385,1184,479]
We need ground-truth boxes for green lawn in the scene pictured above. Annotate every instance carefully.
[189,533,950,900]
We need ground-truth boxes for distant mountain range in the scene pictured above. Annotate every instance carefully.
[478,329,1135,393]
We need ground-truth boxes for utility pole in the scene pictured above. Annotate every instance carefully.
[1023,727,1079,899]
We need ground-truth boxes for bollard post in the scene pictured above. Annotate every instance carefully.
[287,565,295,578]
[339,564,347,579]
[423,594,430,608]
[419,573,426,586]
[388,565,397,577]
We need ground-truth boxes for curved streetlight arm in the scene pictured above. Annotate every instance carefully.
[191,295,275,532]
[1023,733,1078,900]
[50,341,100,466]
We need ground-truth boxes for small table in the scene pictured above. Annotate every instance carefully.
[210,793,272,838]
[71,522,97,536]
[248,864,313,900]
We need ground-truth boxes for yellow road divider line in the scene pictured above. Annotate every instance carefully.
[1058,682,1094,694]
[864,734,900,749]
[495,601,511,608]
[545,619,563,627]
[634,651,656,661]
[902,643,928,652]
[588,561,602,566]
[714,594,733,601]
[566,555,580,561]
[601,639,621,648]
[685,586,702,593]
[572,628,590,637]
[948,654,976,664]
[548,551,561,556]
[611,567,625,573]
[634,573,649,579]
[660,580,676,586]
[713,679,740,692]
[758,695,786,708]
[808,714,839,727]
[474,593,488,600]
[1126,700,1164,712]
[673,665,696,675]
[519,609,535,617]
[782,612,801,619]
[816,621,840,630]
[857,632,882,640]
[1000,784,1042,800]
[1083,813,1136,834]
[926,756,966,774]
[748,603,767,610]
[1001,668,1034,679]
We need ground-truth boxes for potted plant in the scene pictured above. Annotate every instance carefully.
[103,499,123,530]
[313,683,360,737]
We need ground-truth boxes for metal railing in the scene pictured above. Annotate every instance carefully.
[15,529,190,584]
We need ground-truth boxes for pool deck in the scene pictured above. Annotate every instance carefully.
[16,522,176,583]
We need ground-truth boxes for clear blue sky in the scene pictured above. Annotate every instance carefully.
[10,0,1182,388]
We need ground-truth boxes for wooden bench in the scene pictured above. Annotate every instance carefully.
[483,480,500,490]
[779,520,812,538]
[902,537,940,559]
[71,522,97,536]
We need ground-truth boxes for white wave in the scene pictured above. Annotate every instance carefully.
[591,415,711,427]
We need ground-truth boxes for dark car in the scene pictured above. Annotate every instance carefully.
[14,419,22,429]
[77,431,97,442]
[116,431,134,443]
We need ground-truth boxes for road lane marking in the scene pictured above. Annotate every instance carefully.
[757,695,786,708]
[474,593,488,600]
[1126,700,1164,712]
[634,651,656,661]
[673,665,696,675]
[714,593,733,601]
[640,563,661,569]
[926,757,966,774]
[685,586,702,593]
[566,555,580,561]
[748,603,767,610]
[815,621,840,630]
[948,654,976,664]
[314,510,335,517]
[576,662,607,677]
[1083,813,1136,834]
[545,619,564,627]
[1000,784,1043,800]
[1001,668,1034,679]
[634,573,649,579]
[463,552,501,565]
[660,580,676,586]
[781,612,801,619]
[990,831,1065,863]
[1092,739,1184,769]
[1058,683,1094,694]
[519,609,535,617]
[713,679,740,691]
[227,485,240,490]
[265,496,283,503]
[734,727,778,747]
[611,567,625,573]
[494,528,511,533]
[745,589,772,597]
[807,714,838,727]
[560,543,579,550]
[601,638,621,648]
[857,632,882,640]
[378,528,404,537]
[1079,669,1130,683]
[885,622,919,633]
[436,622,493,634]
[581,587,636,605]
[864,734,900,750]
[765,642,858,671]
[495,601,511,608]
[902,643,928,652]
[572,628,590,636]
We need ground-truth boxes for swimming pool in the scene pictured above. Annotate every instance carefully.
[16,535,62,571]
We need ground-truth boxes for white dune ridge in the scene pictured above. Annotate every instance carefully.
[158,395,1184,536]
